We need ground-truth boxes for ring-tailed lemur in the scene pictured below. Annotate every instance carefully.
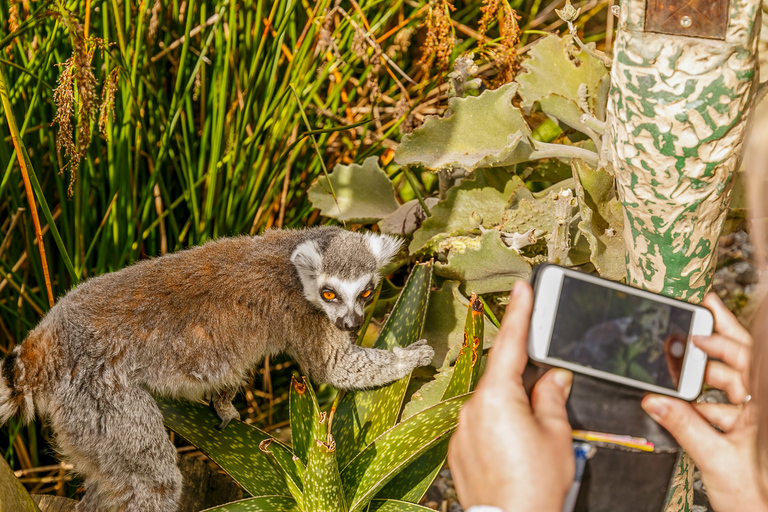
[0,227,434,512]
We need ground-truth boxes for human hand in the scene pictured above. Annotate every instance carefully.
[641,293,768,512]
[448,281,575,512]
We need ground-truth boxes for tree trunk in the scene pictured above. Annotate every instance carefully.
[606,0,762,510]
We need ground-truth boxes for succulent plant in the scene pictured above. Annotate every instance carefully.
[159,263,489,512]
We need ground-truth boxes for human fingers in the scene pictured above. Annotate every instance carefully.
[694,334,750,374]
[448,408,472,503]
[530,369,573,436]
[641,395,724,465]
[694,402,742,433]
[704,360,750,404]
[702,293,752,346]
[481,281,534,386]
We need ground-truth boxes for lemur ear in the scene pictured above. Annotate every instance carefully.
[363,232,403,268]
[291,240,323,278]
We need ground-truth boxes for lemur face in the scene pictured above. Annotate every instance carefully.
[316,274,376,331]
[291,231,402,332]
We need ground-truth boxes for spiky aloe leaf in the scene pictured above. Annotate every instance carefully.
[341,394,470,512]
[372,437,450,503]
[400,367,454,421]
[332,262,433,468]
[402,294,485,418]
[259,439,304,510]
[200,496,299,512]
[0,457,40,512]
[421,280,499,370]
[289,376,321,465]
[159,400,292,497]
[304,435,348,512]
[368,500,438,511]
[377,295,485,502]
[466,295,486,390]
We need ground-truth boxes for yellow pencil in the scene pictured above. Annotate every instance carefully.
[571,430,655,452]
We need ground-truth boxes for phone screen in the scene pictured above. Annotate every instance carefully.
[548,275,693,390]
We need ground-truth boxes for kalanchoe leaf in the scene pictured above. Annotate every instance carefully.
[516,35,609,122]
[332,262,433,468]
[308,156,400,223]
[571,159,626,281]
[341,395,470,512]
[159,399,291,497]
[395,83,536,172]
[378,198,440,236]
[200,496,300,512]
[436,230,532,295]
[410,169,525,254]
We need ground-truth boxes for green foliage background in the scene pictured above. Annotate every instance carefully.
[0,0,617,500]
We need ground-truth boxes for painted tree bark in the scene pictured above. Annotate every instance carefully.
[606,1,762,509]
[608,0,761,302]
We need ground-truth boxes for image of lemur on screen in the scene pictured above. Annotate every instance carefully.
[549,276,694,390]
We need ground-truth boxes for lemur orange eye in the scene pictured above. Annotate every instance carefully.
[322,291,336,301]
[361,290,372,299]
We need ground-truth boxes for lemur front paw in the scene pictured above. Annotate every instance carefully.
[211,391,240,430]
[393,339,434,369]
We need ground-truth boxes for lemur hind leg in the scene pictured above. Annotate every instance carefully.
[51,383,182,512]
[211,388,240,430]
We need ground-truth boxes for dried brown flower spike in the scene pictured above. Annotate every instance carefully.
[479,0,521,86]
[418,0,456,79]
[51,8,114,195]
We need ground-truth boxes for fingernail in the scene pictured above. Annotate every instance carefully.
[553,370,573,395]
[642,396,669,421]
[511,281,522,296]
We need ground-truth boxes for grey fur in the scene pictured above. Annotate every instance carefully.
[0,227,433,512]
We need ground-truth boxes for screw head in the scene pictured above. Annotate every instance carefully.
[680,15,692,28]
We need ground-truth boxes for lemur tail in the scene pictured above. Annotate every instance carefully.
[0,344,38,425]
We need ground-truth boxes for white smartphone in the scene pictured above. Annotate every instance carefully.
[528,264,713,401]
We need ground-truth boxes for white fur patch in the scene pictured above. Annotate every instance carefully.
[363,233,403,268]
[0,375,15,426]
[324,275,373,302]
[291,241,324,306]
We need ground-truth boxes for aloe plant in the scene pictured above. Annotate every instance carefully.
[160,262,489,512]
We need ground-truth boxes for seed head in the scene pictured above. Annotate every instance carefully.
[556,0,581,24]
[418,0,456,78]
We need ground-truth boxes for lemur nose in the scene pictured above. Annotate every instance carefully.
[336,316,362,332]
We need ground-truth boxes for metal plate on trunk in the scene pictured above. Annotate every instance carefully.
[645,0,729,40]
